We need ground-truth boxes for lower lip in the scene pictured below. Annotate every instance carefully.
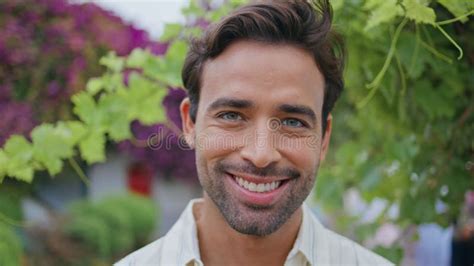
[226,173,289,206]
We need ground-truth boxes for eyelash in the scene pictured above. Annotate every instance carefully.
[216,112,309,128]
[281,118,308,128]
[217,111,243,121]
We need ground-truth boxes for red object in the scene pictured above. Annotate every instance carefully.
[127,162,153,196]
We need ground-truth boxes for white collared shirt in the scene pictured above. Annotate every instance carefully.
[116,199,393,266]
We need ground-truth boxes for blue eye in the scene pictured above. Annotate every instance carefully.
[282,118,305,128]
[218,112,242,121]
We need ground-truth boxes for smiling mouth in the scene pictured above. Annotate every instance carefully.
[228,173,290,193]
[234,176,281,193]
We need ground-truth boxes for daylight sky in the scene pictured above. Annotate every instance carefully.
[74,0,190,39]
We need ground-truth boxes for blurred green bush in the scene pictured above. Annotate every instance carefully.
[0,223,22,266]
[64,193,157,259]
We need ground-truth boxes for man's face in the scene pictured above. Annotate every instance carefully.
[181,40,332,236]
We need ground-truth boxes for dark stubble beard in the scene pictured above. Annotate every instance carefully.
[197,159,318,236]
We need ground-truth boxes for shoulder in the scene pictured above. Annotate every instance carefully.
[303,205,393,265]
[114,199,200,266]
[114,217,188,266]
[321,227,394,266]
[114,237,165,266]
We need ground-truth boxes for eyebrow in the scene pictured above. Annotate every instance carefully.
[206,97,254,113]
[278,104,317,124]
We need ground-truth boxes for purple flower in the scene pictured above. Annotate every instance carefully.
[148,42,169,56]
[163,87,187,128]
[118,87,198,182]
[194,18,211,29]
[68,34,86,52]
[40,0,69,15]
[0,102,35,146]
[0,83,12,102]
[129,27,149,50]
[47,81,61,98]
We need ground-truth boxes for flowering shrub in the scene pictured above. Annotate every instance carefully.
[0,0,165,145]
[0,0,198,182]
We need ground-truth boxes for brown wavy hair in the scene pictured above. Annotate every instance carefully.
[182,0,345,132]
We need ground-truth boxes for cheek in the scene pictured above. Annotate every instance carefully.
[280,137,321,172]
[195,128,243,162]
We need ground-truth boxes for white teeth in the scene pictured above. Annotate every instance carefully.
[265,183,271,191]
[234,176,281,193]
[249,182,257,191]
[244,180,249,189]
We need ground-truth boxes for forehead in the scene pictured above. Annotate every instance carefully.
[199,40,325,113]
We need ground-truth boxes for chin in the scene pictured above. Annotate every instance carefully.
[221,199,295,237]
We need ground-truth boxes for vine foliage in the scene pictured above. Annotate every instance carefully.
[0,41,187,184]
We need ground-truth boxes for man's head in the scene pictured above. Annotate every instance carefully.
[180,0,345,236]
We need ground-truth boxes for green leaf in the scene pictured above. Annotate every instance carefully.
[86,78,104,96]
[230,0,249,6]
[373,245,403,264]
[438,0,474,22]
[365,0,402,30]
[0,223,22,265]
[360,166,384,192]
[9,167,34,183]
[72,92,96,124]
[4,136,33,161]
[126,49,151,68]
[397,32,428,79]
[206,5,234,22]
[125,73,168,125]
[57,121,88,146]
[3,135,34,183]
[132,41,188,87]
[181,0,206,17]
[331,0,344,11]
[364,0,384,10]
[39,156,63,176]
[103,73,125,93]
[315,171,345,210]
[100,51,125,73]
[414,80,456,119]
[31,124,74,158]
[79,131,106,164]
[183,27,203,39]
[160,23,183,42]
[400,192,437,223]
[144,41,188,87]
[402,0,436,24]
[167,40,187,58]
[98,94,132,141]
[72,92,105,129]
[31,124,75,176]
[164,40,188,84]
[0,150,7,183]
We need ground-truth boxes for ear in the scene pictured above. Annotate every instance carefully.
[320,113,333,162]
[180,97,196,149]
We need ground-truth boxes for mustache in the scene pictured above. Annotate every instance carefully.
[215,161,300,179]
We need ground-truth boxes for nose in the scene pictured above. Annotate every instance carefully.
[239,123,282,169]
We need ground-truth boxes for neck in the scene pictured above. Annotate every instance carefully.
[193,194,302,266]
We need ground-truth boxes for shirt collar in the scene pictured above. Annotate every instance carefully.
[178,199,203,266]
[176,199,320,266]
[286,202,320,265]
